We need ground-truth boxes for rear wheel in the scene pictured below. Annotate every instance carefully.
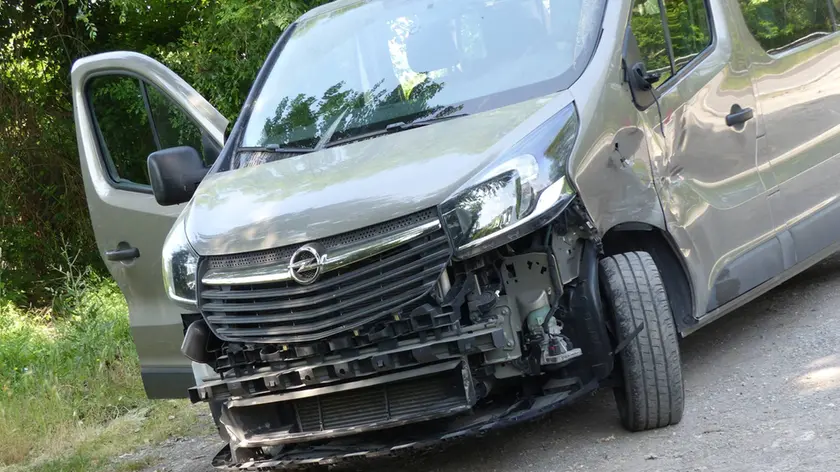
[599,251,684,431]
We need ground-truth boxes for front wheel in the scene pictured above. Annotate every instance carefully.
[599,251,684,431]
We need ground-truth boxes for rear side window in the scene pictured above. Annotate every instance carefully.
[738,0,839,54]
[630,0,713,87]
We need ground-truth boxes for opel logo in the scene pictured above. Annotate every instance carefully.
[289,244,324,285]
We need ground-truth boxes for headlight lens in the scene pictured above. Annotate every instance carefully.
[162,214,199,306]
[441,103,579,259]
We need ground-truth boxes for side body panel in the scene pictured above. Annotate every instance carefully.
[574,0,840,332]
[635,0,775,321]
[71,52,227,398]
[573,0,780,322]
[569,0,667,235]
[752,32,840,268]
[650,0,777,319]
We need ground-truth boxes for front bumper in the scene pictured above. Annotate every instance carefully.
[211,378,599,470]
[218,359,476,448]
[191,321,507,457]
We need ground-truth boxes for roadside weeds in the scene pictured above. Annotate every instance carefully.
[0,269,215,472]
[0,400,210,472]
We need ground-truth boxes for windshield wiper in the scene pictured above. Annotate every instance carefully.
[326,112,470,148]
[315,108,351,150]
[238,145,315,154]
[393,112,469,130]
[241,109,350,156]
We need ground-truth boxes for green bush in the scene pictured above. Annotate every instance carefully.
[0,0,328,465]
[0,0,328,304]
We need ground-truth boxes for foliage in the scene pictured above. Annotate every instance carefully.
[0,0,328,304]
[739,0,837,51]
[0,278,142,465]
[0,246,205,470]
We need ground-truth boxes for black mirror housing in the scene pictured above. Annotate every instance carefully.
[147,146,208,206]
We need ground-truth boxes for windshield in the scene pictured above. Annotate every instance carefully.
[234,0,604,169]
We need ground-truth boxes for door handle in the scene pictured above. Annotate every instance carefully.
[726,106,754,127]
[106,246,140,261]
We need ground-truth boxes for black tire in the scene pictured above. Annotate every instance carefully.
[599,251,684,431]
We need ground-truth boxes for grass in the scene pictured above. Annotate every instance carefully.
[14,400,207,472]
[0,273,207,471]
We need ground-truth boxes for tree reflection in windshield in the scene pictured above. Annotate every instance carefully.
[257,78,454,149]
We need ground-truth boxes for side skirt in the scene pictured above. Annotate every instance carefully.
[682,237,840,336]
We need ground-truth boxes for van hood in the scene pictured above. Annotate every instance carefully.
[185,94,567,256]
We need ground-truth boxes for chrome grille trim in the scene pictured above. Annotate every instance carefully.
[205,208,438,270]
[202,220,441,286]
[199,239,446,301]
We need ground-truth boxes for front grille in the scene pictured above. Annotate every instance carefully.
[293,365,469,432]
[198,209,451,345]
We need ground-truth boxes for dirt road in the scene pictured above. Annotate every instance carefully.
[147,253,840,472]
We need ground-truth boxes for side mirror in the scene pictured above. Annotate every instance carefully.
[147,146,208,206]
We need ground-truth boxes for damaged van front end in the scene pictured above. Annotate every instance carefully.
[177,100,617,468]
[158,0,681,468]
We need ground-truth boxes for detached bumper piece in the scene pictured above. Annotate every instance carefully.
[212,378,600,470]
[220,360,475,448]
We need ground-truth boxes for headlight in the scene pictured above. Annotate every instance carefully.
[441,103,579,259]
[162,213,199,306]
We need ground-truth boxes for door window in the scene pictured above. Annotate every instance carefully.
[87,75,207,190]
[88,76,158,187]
[629,0,713,87]
[664,0,712,69]
[738,0,839,54]
[631,0,674,85]
[146,84,204,158]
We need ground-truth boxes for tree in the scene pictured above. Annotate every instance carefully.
[0,0,327,304]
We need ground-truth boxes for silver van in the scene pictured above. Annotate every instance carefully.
[72,0,840,468]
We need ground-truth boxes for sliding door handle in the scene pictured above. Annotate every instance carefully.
[726,106,754,127]
[106,246,140,261]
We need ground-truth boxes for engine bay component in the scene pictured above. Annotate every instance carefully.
[521,290,582,367]
[188,325,505,403]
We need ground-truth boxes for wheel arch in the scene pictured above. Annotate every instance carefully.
[601,222,697,333]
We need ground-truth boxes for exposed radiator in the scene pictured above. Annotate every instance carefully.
[293,364,469,432]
